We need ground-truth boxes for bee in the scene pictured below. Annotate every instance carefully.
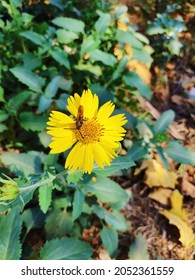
[76,105,84,130]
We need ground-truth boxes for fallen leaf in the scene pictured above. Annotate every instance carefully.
[160,190,195,249]
[126,59,151,85]
[149,188,172,205]
[182,177,195,198]
[136,159,177,188]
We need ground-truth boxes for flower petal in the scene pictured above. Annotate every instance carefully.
[66,93,81,117]
[97,101,115,121]
[80,89,99,119]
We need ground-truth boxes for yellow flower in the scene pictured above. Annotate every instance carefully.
[0,175,19,203]
[47,89,127,174]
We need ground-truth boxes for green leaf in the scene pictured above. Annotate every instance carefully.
[0,208,22,260]
[123,72,152,99]
[0,87,5,102]
[85,176,128,204]
[80,35,100,57]
[126,142,148,161]
[93,155,135,176]
[56,29,79,44]
[45,76,61,98]
[40,238,93,260]
[92,205,106,219]
[100,227,118,257]
[66,170,83,184]
[52,17,85,33]
[129,234,150,260]
[89,49,117,66]
[38,95,52,113]
[19,112,47,132]
[154,110,175,134]
[20,31,46,46]
[8,91,32,111]
[75,63,102,76]
[165,141,195,165]
[0,152,43,176]
[0,123,7,132]
[39,184,53,214]
[95,13,111,35]
[22,207,45,233]
[45,208,73,239]
[10,66,45,93]
[155,145,168,170]
[51,48,70,69]
[23,53,41,71]
[116,30,143,49]
[72,189,85,221]
[132,47,153,64]
[105,211,129,231]
[38,131,51,148]
[89,84,113,105]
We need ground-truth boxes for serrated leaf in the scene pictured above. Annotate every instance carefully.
[0,152,43,176]
[51,48,70,69]
[123,72,152,99]
[85,176,128,204]
[66,170,83,184]
[22,207,45,233]
[38,184,53,214]
[19,112,47,131]
[154,110,175,134]
[100,227,118,258]
[40,238,93,260]
[72,189,85,221]
[0,208,22,260]
[8,91,32,111]
[89,49,117,66]
[165,141,195,166]
[52,17,85,33]
[160,190,195,249]
[45,208,73,239]
[129,234,150,260]
[10,66,45,93]
[23,53,41,71]
[20,31,46,46]
[93,155,134,176]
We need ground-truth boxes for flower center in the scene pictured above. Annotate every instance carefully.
[75,119,104,144]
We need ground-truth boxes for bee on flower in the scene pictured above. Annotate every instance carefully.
[47,89,127,174]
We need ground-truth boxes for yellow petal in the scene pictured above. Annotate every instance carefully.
[47,111,75,127]
[97,101,115,121]
[80,89,99,119]
[66,93,81,117]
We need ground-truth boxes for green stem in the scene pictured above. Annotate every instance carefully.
[9,0,20,29]
[19,178,53,192]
